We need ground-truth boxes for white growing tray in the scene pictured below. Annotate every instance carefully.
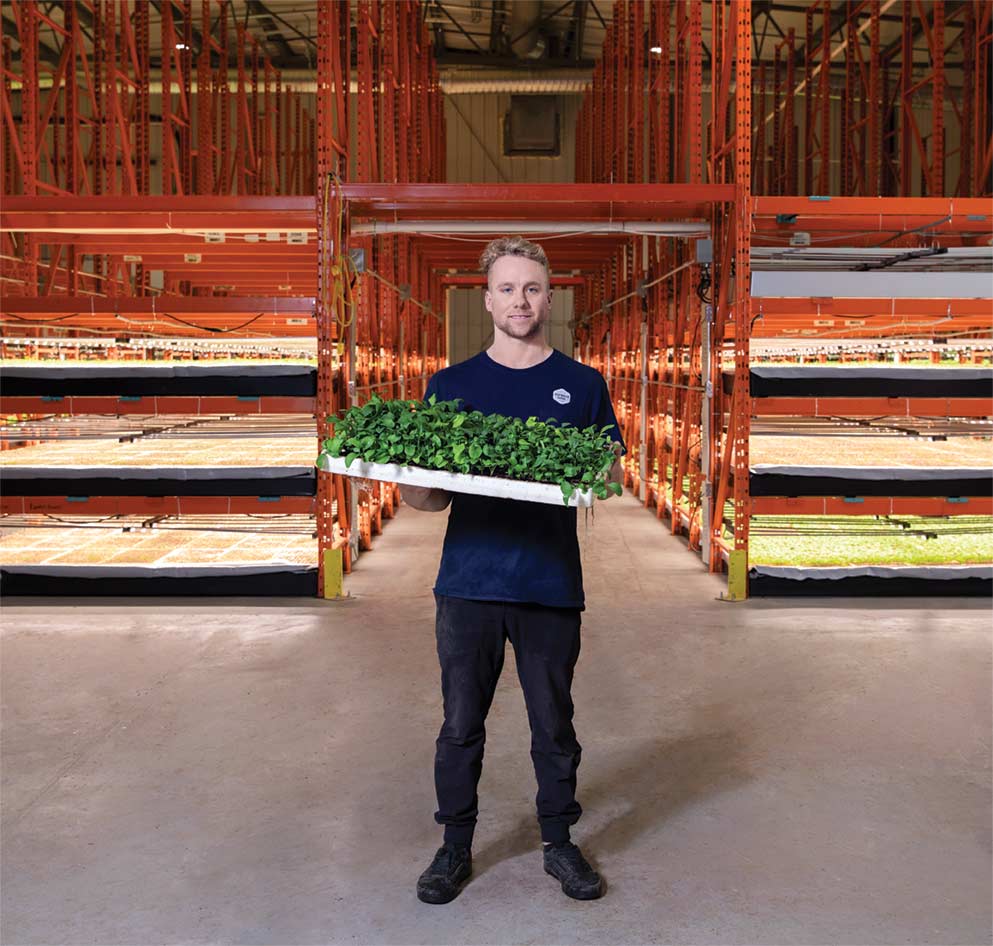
[317,454,595,507]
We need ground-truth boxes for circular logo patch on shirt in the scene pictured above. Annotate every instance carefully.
[552,388,571,405]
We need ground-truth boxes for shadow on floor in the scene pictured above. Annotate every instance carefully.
[472,727,753,876]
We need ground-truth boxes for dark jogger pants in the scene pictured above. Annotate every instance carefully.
[432,593,583,847]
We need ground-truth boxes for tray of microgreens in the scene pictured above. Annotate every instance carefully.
[316,394,623,507]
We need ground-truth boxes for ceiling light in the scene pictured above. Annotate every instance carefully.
[650,46,662,54]
[175,43,187,50]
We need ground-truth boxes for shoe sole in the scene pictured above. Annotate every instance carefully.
[416,869,471,904]
[544,865,605,900]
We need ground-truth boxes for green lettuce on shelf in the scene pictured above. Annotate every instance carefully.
[320,393,623,504]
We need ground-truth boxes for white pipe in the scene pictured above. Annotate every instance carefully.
[5,221,710,237]
[352,220,710,236]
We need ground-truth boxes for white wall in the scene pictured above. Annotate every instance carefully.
[444,92,578,365]
[445,92,578,183]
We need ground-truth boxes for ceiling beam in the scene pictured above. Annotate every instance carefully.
[2,13,62,68]
[245,0,316,67]
[436,2,486,54]
[796,1,848,68]
[489,0,507,55]
[560,0,590,62]
[882,0,967,62]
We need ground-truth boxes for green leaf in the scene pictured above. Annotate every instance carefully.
[319,394,621,504]
[608,481,623,496]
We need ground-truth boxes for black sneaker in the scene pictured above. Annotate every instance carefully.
[543,841,604,900]
[416,842,472,904]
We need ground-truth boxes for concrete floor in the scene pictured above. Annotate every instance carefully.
[2,494,991,946]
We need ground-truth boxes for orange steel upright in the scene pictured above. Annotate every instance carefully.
[316,0,352,581]
[3,1,991,600]
[744,1,993,592]
[576,0,704,540]
[315,0,446,578]
[0,1,330,593]
[701,0,752,577]
[959,2,993,196]
[1,1,316,313]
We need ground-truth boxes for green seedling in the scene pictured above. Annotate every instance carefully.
[318,393,623,505]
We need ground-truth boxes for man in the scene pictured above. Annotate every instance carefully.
[400,236,626,904]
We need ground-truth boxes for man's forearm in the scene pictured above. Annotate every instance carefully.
[400,484,453,512]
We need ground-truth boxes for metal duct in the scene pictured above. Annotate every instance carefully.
[441,72,590,94]
[12,70,592,96]
[508,0,545,60]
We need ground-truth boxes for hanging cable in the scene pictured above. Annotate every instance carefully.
[322,170,355,330]
[574,260,696,329]
[363,266,442,324]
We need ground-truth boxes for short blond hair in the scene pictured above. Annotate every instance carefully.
[479,236,550,285]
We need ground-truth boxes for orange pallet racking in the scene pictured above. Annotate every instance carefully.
[3,0,991,597]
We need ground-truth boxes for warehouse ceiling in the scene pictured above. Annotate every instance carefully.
[4,1,970,77]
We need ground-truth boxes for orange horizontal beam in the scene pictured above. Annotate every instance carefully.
[16,233,316,250]
[0,196,314,234]
[0,396,317,415]
[27,264,320,274]
[751,298,993,318]
[749,326,991,341]
[754,397,992,417]
[1,187,733,235]
[751,496,993,516]
[0,495,317,516]
[1,325,317,339]
[341,183,734,220]
[752,196,993,218]
[0,296,315,315]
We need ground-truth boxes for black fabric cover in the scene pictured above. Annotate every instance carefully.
[749,469,992,497]
[749,572,991,597]
[2,471,316,497]
[0,568,318,596]
[723,366,993,398]
[0,364,317,397]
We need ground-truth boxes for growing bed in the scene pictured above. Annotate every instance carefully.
[0,515,318,595]
[0,436,317,496]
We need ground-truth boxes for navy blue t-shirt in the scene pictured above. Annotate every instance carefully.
[424,348,626,611]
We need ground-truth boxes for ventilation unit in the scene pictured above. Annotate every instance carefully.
[503,96,560,156]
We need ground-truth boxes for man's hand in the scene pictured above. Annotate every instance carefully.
[603,443,624,498]
[352,477,380,494]
[400,483,453,512]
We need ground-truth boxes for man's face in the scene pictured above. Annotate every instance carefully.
[484,254,552,342]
